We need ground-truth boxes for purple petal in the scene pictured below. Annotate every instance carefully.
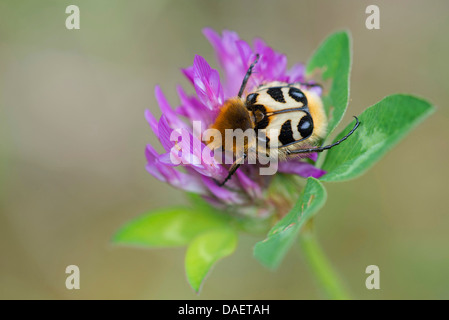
[203,28,240,67]
[145,144,207,194]
[202,28,224,58]
[176,85,213,126]
[253,38,288,83]
[203,28,250,97]
[307,84,323,97]
[161,123,227,179]
[286,63,306,83]
[193,55,224,111]
[278,160,326,179]
[201,176,246,205]
[187,132,227,179]
[182,66,195,84]
[155,86,188,130]
[157,115,175,152]
[235,40,258,93]
[236,170,262,199]
[308,152,318,162]
[158,151,176,166]
[236,40,253,67]
[145,109,159,137]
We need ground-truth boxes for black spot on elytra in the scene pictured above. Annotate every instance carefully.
[267,87,286,103]
[288,87,307,105]
[279,120,295,145]
[297,114,313,138]
[246,93,258,105]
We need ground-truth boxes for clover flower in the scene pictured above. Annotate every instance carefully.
[145,28,326,213]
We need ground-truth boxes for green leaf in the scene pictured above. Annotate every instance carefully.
[253,178,327,269]
[113,206,230,247]
[306,31,351,136]
[321,94,435,182]
[185,228,238,293]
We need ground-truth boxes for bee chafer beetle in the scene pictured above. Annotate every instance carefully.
[209,54,359,186]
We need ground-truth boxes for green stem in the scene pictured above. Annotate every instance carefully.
[299,221,351,300]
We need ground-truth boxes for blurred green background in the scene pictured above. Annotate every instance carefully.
[0,0,448,299]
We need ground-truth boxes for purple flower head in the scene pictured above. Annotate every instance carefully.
[145,29,326,216]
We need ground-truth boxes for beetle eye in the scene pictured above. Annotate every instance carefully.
[297,114,313,138]
[246,93,258,105]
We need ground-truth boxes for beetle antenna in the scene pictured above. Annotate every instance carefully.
[238,54,260,98]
